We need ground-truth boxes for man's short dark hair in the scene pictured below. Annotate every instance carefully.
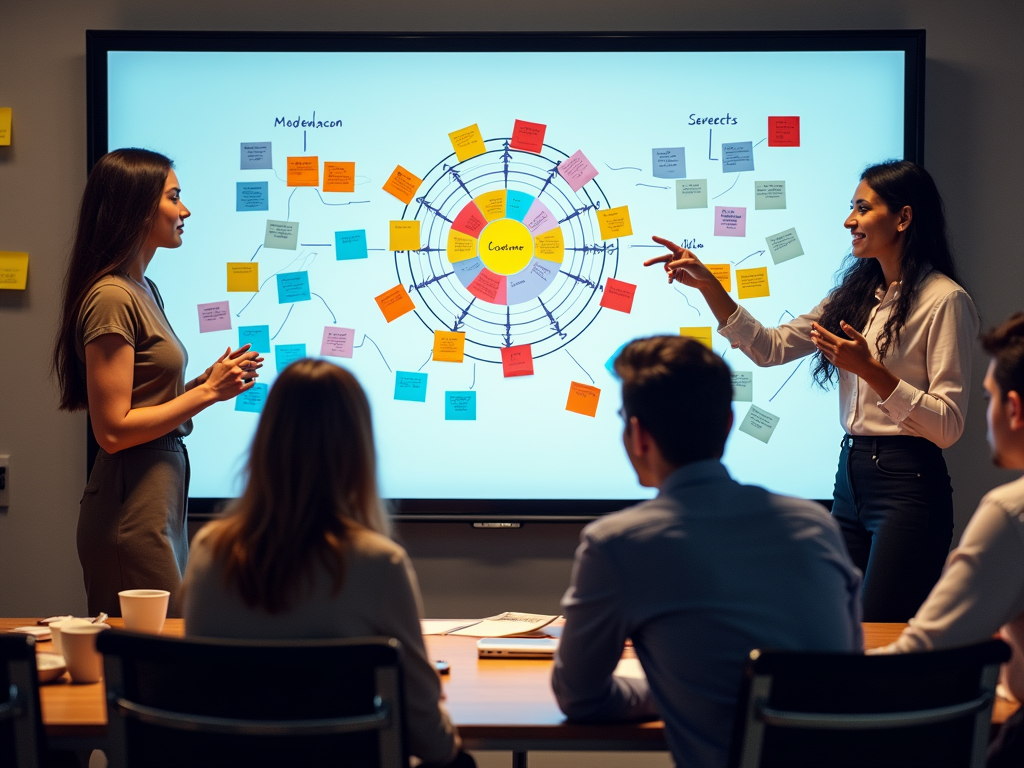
[614,336,733,466]
[981,312,1024,400]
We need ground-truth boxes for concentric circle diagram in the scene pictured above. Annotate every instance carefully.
[395,137,619,364]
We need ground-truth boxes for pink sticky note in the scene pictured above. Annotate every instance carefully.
[321,326,355,358]
[197,301,232,333]
[714,206,747,237]
[557,150,599,192]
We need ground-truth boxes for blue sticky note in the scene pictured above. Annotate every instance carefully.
[505,190,535,222]
[240,142,272,170]
[238,325,270,354]
[445,390,477,420]
[605,342,630,378]
[394,371,428,402]
[276,271,311,303]
[652,147,686,179]
[335,229,368,261]
[275,343,306,373]
[236,182,269,212]
[234,383,268,413]
[722,142,754,173]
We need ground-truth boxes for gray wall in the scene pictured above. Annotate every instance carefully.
[1,0,1022,618]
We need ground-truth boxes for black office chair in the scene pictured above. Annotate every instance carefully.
[96,630,407,768]
[728,639,1011,768]
[0,634,43,768]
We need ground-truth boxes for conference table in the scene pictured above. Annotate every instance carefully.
[3,619,1018,766]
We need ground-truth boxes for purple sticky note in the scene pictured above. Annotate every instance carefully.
[197,301,232,333]
[320,326,355,358]
[714,206,747,237]
[557,150,599,192]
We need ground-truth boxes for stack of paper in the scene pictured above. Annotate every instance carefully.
[421,612,559,637]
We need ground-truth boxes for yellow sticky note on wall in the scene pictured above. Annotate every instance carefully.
[227,262,259,292]
[389,220,421,251]
[448,124,486,163]
[596,205,633,240]
[736,267,770,299]
[679,326,713,348]
[0,252,29,290]
[433,330,466,363]
[706,263,731,292]
[0,108,11,146]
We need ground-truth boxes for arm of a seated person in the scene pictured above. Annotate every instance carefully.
[552,532,657,721]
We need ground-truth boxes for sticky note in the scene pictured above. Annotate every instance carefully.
[596,206,633,240]
[0,108,11,146]
[390,220,421,252]
[321,326,355,358]
[238,325,270,354]
[680,327,713,348]
[240,142,272,170]
[736,267,770,299]
[739,404,780,443]
[395,371,428,402]
[557,150,599,192]
[768,116,800,147]
[511,119,546,153]
[226,263,258,292]
[501,345,534,377]
[235,383,268,413]
[335,229,368,260]
[474,190,507,221]
[197,301,231,333]
[276,271,311,303]
[722,142,754,173]
[448,124,486,163]
[375,284,416,323]
[0,251,29,290]
[382,165,423,205]
[323,162,355,192]
[676,179,708,209]
[286,156,319,187]
[566,382,601,418]
[714,206,747,237]
[652,147,686,179]
[605,342,629,378]
[707,264,731,292]
[445,391,477,420]
[433,331,466,363]
[754,180,787,210]
[275,343,306,373]
[766,227,805,265]
[732,371,753,402]
[236,182,269,212]
[264,220,298,250]
[600,278,637,313]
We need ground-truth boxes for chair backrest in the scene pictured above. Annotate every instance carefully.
[96,630,407,768]
[729,639,1011,768]
[0,634,42,768]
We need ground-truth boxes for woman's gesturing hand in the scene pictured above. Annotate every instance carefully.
[202,344,264,401]
[643,236,718,288]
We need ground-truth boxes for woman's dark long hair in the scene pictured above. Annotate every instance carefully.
[52,149,173,411]
[811,160,962,388]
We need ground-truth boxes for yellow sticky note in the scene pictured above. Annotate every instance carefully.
[0,108,11,146]
[0,251,28,290]
[566,381,601,417]
[447,230,478,263]
[596,205,633,240]
[390,220,421,252]
[680,326,713,348]
[474,190,507,221]
[226,262,259,292]
[382,165,423,205]
[433,330,466,363]
[736,267,770,299]
[323,161,355,192]
[448,124,486,163]
[707,264,731,292]
[286,156,319,187]
[534,229,564,264]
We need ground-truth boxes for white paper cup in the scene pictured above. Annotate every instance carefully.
[61,624,110,684]
[118,589,170,633]
[50,618,94,658]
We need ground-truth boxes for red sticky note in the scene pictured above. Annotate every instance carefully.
[510,119,547,153]
[501,344,534,377]
[600,278,637,314]
[768,116,800,147]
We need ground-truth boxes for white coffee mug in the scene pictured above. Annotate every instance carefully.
[61,624,110,684]
[118,589,170,633]
[50,617,93,658]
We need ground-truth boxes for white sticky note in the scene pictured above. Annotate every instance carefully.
[738,405,780,443]
[765,227,804,265]
[731,371,753,402]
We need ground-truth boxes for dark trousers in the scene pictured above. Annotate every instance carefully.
[830,435,954,622]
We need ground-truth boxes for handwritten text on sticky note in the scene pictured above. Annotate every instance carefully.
[736,267,770,299]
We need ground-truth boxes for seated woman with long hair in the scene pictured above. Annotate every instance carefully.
[183,359,468,766]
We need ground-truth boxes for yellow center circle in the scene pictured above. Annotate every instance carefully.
[477,218,534,275]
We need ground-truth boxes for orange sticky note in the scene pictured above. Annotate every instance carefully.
[226,262,259,292]
[707,264,731,292]
[433,331,466,363]
[680,326,714,348]
[501,344,534,377]
[374,284,416,323]
[0,108,11,146]
[596,205,633,240]
[382,165,423,205]
[566,381,601,418]
[0,251,29,290]
[389,220,421,251]
[286,156,319,187]
[736,267,770,299]
[600,278,636,313]
[448,124,486,163]
[323,162,355,192]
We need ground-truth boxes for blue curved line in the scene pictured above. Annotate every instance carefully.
[604,163,642,172]
[248,244,262,262]
[674,287,701,317]
[313,189,371,207]
[565,349,594,384]
[416,350,432,372]
[769,359,807,403]
[712,173,741,200]
[270,305,294,341]
[355,334,392,372]
[636,183,669,189]
[310,292,336,323]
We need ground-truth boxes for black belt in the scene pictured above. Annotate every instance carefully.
[842,434,937,451]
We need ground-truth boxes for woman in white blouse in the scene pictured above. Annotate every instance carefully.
[646,160,978,621]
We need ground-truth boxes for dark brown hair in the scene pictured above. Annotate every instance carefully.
[52,148,174,411]
[209,359,391,613]
[981,312,1024,401]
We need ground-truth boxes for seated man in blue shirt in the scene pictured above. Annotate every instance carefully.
[551,335,863,768]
